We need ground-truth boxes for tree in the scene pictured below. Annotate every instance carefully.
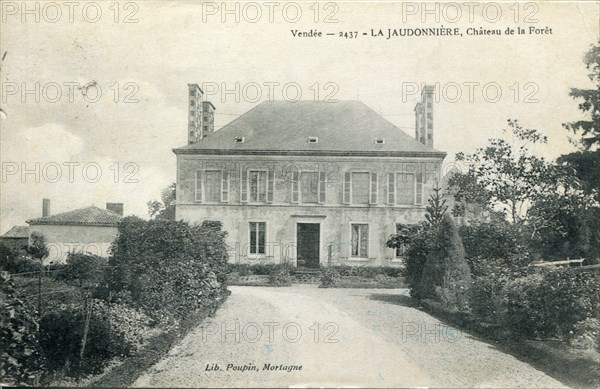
[424,181,448,228]
[26,233,48,262]
[386,186,449,298]
[418,214,471,309]
[147,182,176,220]
[449,120,575,224]
[558,42,600,202]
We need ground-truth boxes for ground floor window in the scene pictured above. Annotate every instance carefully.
[351,223,369,257]
[249,222,266,255]
[395,223,407,258]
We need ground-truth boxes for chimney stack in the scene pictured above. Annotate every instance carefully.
[202,101,216,134]
[188,84,204,144]
[106,202,124,216]
[414,84,435,147]
[42,198,51,217]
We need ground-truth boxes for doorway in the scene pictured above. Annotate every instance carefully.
[296,223,320,268]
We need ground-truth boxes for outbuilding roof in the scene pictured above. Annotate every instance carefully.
[26,206,121,227]
[1,225,30,238]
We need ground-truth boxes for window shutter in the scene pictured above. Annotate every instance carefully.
[387,173,396,205]
[240,168,248,203]
[343,172,351,204]
[267,168,274,203]
[221,170,229,203]
[318,171,326,203]
[415,173,423,205]
[292,171,299,203]
[195,170,202,202]
[369,173,378,205]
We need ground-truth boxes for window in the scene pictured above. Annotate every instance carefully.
[308,136,318,143]
[395,224,407,258]
[387,173,396,204]
[300,172,319,203]
[374,138,385,144]
[351,224,369,257]
[249,222,266,255]
[204,170,221,202]
[234,136,245,143]
[352,172,370,204]
[415,173,424,205]
[249,170,267,202]
[397,173,415,204]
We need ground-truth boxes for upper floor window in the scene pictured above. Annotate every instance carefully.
[249,170,267,202]
[195,169,229,203]
[241,168,274,203]
[300,172,319,203]
[204,170,221,202]
[343,172,378,205]
[387,172,424,206]
[292,171,326,204]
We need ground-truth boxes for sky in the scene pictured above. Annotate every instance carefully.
[1,1,599,233]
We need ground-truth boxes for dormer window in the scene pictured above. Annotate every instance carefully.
[374,137,385,144]
[233,136,245,143]
[308,136,319,143]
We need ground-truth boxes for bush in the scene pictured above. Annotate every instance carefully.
[1,273,46,386]
[0,244,43,274]
[419,215,471,310]
[535,268,600,338]
[227,263,279,276]
[39,306,131,377]
[55,253,107,287]
[320,267,340,287]
[104,217,229,321]
[267,264,293,286]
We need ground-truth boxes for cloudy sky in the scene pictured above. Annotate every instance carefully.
[1,1,598,233]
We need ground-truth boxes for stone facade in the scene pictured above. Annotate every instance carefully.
[176,155,443,267]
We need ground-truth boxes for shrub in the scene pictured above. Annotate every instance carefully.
[0,244,43,274]
[55,253,107,287]
[386,223,432,298]
[39,307,131,377]
[104,217,229,321]
[500,273,549,337]
[227,263,278,276]
[419,215,471,310]
[535,268,600,338]
[569,318,600,351]
[320,267,340,287]
[267,264,293,286]
[0,273,46,386]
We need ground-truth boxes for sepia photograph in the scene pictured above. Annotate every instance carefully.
[1,1,599,387]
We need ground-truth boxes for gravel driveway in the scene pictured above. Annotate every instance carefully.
[133,285,567,388]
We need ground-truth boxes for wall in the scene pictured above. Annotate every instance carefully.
[28,224,118,264]
[177,154,444,267]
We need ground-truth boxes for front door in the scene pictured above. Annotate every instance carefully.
[297,223,320,268]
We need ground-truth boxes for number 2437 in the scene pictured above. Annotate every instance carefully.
[339,31,358,39]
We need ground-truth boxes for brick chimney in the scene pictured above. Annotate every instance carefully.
[188,84,204,144]
[202,101,216,134]
[414,84,435,147]
[106,202,124,216]
[42,198,51,217]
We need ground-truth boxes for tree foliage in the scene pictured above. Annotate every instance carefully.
[559,42,600,202]
[450,120,575,224]
[147,182,176,220]
[26,232,48,261]
[105,217,228,320]
[418,214,471,309]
